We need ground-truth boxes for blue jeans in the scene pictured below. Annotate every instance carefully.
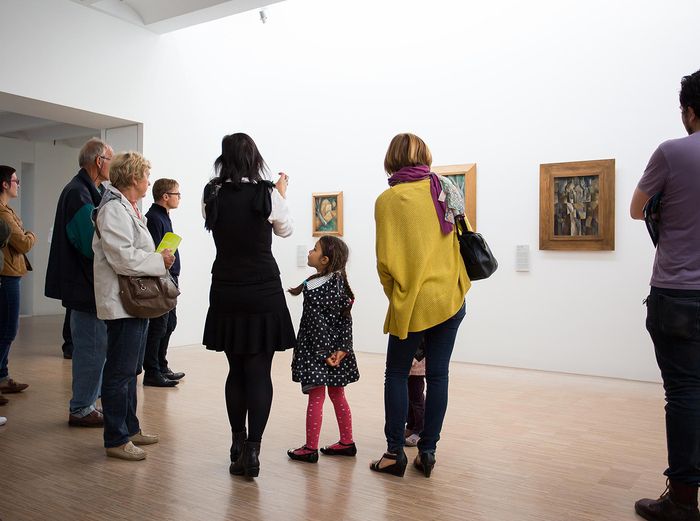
[384,302,466,453]
[102,318,148,448]
[69,310,107,417]
[647,287,700,484]
[0,276,21,380]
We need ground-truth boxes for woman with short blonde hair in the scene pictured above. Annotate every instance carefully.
[93,151,175,461]
[109,152,151,190]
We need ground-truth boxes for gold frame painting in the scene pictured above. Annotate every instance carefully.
[539,159,615,251]
[312,191,344,237]
[432,163,477,230]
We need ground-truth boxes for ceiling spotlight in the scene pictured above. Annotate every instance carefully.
[259,8,267,24]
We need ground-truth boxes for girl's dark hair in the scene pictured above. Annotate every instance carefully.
[0,165,16,194]
[289,236,355,317]
[212,133,268,186]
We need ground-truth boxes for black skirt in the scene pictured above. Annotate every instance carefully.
[203,276,296,354]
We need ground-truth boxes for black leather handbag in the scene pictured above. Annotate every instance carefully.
[455,216,498,281]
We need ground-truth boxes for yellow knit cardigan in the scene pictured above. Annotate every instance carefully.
[375,179,470,339]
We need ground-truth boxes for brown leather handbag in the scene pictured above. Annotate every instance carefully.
[117,274,180,319]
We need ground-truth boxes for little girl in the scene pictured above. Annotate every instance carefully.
[287,236,360,463]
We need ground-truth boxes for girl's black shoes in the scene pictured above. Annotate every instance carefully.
[287,446,319,463]
[230,429,246,463]
[320,441,357,457]
[230,441,261,477]
[369,449,407,477]
[413,451,436,478]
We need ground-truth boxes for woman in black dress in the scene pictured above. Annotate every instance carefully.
[202,133,296,478]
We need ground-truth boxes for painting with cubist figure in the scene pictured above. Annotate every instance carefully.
[553,175,599,236]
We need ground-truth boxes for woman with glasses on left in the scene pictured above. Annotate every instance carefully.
[0,165,36,412]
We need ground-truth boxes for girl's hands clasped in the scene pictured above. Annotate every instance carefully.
[325,350,347,367]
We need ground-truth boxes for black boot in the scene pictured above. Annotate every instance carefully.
[229,441,261,478]
[230,429,247,463]
[635,480,700,521]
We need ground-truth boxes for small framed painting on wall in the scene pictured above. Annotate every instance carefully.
[312,191,343,237]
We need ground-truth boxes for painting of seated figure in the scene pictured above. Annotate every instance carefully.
[312,191,343,236]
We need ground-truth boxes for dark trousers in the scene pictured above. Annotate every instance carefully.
[102,318,149,448]
[384,302,466,453]
[646,287,700,485]
[143,307,177,376]
[224,351,275,443]
[407,375,426,433]
[0,276,21,380]
[647,286,700,484]
[62,308,73,357]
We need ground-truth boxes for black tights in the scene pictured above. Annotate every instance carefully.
[224,351,275,443]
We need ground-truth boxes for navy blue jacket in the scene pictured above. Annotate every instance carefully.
[145,203,180,278]
[45,169,103,313]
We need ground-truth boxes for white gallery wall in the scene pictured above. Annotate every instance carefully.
[1,0,697,381]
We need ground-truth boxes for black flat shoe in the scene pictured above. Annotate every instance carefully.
[287,446,319,463]
[143,373,178,387]
[161,368,185,380]
[320,442,357,457]
[369,450,407,477]
[413,451,436,478]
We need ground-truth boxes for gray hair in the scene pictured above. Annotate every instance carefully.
[78,138,108,168]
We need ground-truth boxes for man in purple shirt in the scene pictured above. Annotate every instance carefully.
[631,69,700,521]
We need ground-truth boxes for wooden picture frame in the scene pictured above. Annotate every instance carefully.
[432,163,477,230]
[539,159,615,251]
[312,191,343,237]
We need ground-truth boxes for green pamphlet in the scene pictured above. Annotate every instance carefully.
[156,232,182,254]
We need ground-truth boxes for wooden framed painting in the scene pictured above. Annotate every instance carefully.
[312,191,343,237]
[539,159,615,251]
[432,163,477,230]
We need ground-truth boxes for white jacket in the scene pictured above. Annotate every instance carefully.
[92,183,167,320]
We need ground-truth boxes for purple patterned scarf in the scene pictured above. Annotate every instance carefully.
[387,165,452,234]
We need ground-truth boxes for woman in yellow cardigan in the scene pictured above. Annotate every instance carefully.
[371,134,470,478]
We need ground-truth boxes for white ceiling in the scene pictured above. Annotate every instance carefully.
[67,0,286,33]
[0,92,138,148]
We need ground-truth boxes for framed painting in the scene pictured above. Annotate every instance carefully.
[312,191,343,237]
[432,163,477,230]
[539,159,615,251]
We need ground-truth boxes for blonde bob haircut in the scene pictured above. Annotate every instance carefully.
[109,151,151,190]
[383,133,433,175]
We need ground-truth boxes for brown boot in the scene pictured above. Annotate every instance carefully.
[635,481,700,521]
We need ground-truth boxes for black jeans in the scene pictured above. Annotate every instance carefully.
[143,307,177,376]
[647,287,700,484]
[384,302,466,453]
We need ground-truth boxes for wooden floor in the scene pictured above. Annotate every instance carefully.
[0,315,665,521]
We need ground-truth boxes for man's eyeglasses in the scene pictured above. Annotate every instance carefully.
[166,192,181,197]
[99,156,113,162]
[10,178,20,186]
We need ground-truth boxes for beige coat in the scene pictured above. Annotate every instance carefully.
[92,184,167,320]
[0,202,35,277]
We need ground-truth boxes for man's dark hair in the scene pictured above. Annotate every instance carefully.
[0,165,16,194]
[680,69,700,115]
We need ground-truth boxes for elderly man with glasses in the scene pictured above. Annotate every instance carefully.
[45,137,114,427]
